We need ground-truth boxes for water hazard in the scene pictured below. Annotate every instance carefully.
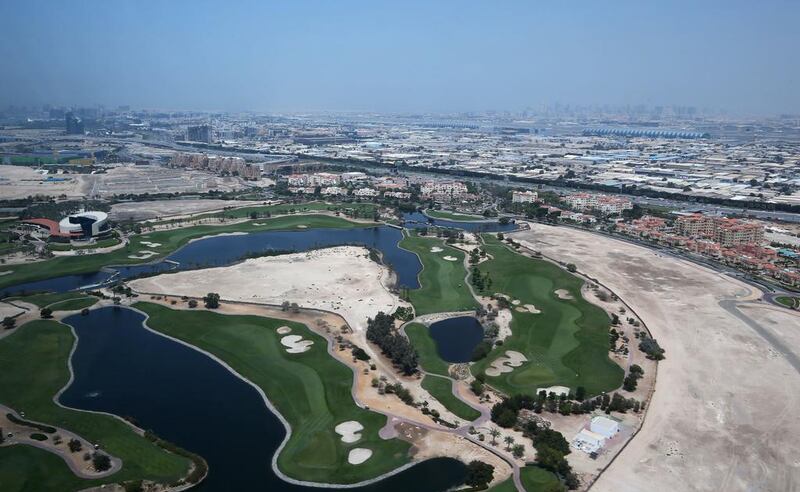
[428,316,485,363]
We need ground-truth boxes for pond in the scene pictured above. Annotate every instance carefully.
[401,212,518,233]
[428,316,485,363]
[60,307,467,491]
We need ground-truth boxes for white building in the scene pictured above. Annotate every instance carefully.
[309,172,340,186]
[59,211,110,238]
[287,174,308,186]
[341,171,368,183]
[512,190,539,204]
[384,191,411,200]
[572,429,606,454]
[420,180,468,196]
[321,186,347,196]
[589,416,620,439]
[353,188,379,197]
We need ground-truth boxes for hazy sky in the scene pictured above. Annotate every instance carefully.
[1,0,798,115]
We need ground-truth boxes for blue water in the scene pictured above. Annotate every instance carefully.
[428,317,485,363]
[2,226,422,296]
[60,307,467,491]
[402,212,518,233]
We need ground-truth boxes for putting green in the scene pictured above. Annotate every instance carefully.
[136,302,411,484]
[399,234,477,316]
[0,214,371,292]
[0,321,192,491]
[471,235,623,397]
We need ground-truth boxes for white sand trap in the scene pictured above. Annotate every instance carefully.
[128,250,158,259]
[140,241,162,247]
[277,326,292,335]
[335,421,364,443]
[0,270,12,276]
[523,304,541,314]
[555,289,574,300]
[280,335,314,354]
[430,247,444,253]
[512,299,521,305]
[348,448,372,465]
[442,256,458,261]
[485,351,528,377]
[297,225,308,229]
[537,385,570,396]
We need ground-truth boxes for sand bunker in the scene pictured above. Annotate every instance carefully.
[280,335,314,354]
[128,250,158,259]
[485,351,528,377]
[348,448,372,465]
[140,241,162,247]
[297,225,308,229]
[512,299,521,305]
[555,289,574,300]
[0,270,12,276]
[537,385,570,396]
[335,421,364,443]
[515,304,541,314]
[442,256,458,261]
[430,247,444,253]
[276,326,292,335]
[187,231,247,244]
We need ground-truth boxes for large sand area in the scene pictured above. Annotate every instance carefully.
[511,223,800,492]
[109,199,264,221]
[129,246,401,332]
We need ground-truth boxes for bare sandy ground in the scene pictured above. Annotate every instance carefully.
[511,223,800,492]
[0,165,87,199]
[129,246,401,333]
[109,199,265,221]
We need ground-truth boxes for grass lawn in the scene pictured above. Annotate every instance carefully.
[490,466,562,491]
[404,323,450,376]
[776,296,799,309]
[136,302,411,484]
[164,201,380,224]
[471,235,623,397]
[7,291,94,309]
[425,209,485,221]
[0,321,191,491]
[49,235,123,251]
[420,375,481,422]
[399,233,477,316]
[0,214,371,292]
[47,296,98,312]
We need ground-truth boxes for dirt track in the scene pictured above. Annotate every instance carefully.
[511,223,800,492]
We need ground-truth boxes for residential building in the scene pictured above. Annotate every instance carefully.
[512,190,539,204]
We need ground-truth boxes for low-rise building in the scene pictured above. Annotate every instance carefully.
[512,190,539,204]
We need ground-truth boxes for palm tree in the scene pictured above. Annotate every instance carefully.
[488,427,500,446]
[504,435,515,451]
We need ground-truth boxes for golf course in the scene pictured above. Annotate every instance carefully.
[470,235,623,396]
[399,233,477,316]
[0,320,193,490]
[0,214,373,292]
[136,302,412,483]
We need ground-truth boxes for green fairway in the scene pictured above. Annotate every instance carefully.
[136,302,411,484]
[399,234,477,316]
[47,296,98,312]
[490,466,562,491]
[420,375,481,422]
[0,321,191,491]
[7,291,89,308]
[404,322,450,376]
[166,201,380,224]
[0,214,371,292]
[471,235,623,397]
[425,209,485,221]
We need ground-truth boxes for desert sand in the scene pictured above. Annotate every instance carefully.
[512,222,800,492]
[129,246,402,332]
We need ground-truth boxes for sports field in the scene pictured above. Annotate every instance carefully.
[404,322,450,376]
[470,235,623,397]
[136,303,411,484]
[0,214,370,292]
[420,375,481,422]
[399,234,477,316]
[0,321,191,491]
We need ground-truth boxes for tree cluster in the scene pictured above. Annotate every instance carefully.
[464,460,495,488]
[623,364,644,392]
[637,334,665,360]
[366,312,418,375]
[203,292,220,309]
[521,421,578,489]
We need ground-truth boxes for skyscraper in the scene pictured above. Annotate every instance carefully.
[187,124,212,143]
[65,112,84,135]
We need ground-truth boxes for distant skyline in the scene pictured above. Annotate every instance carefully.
[1,0,799,116]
